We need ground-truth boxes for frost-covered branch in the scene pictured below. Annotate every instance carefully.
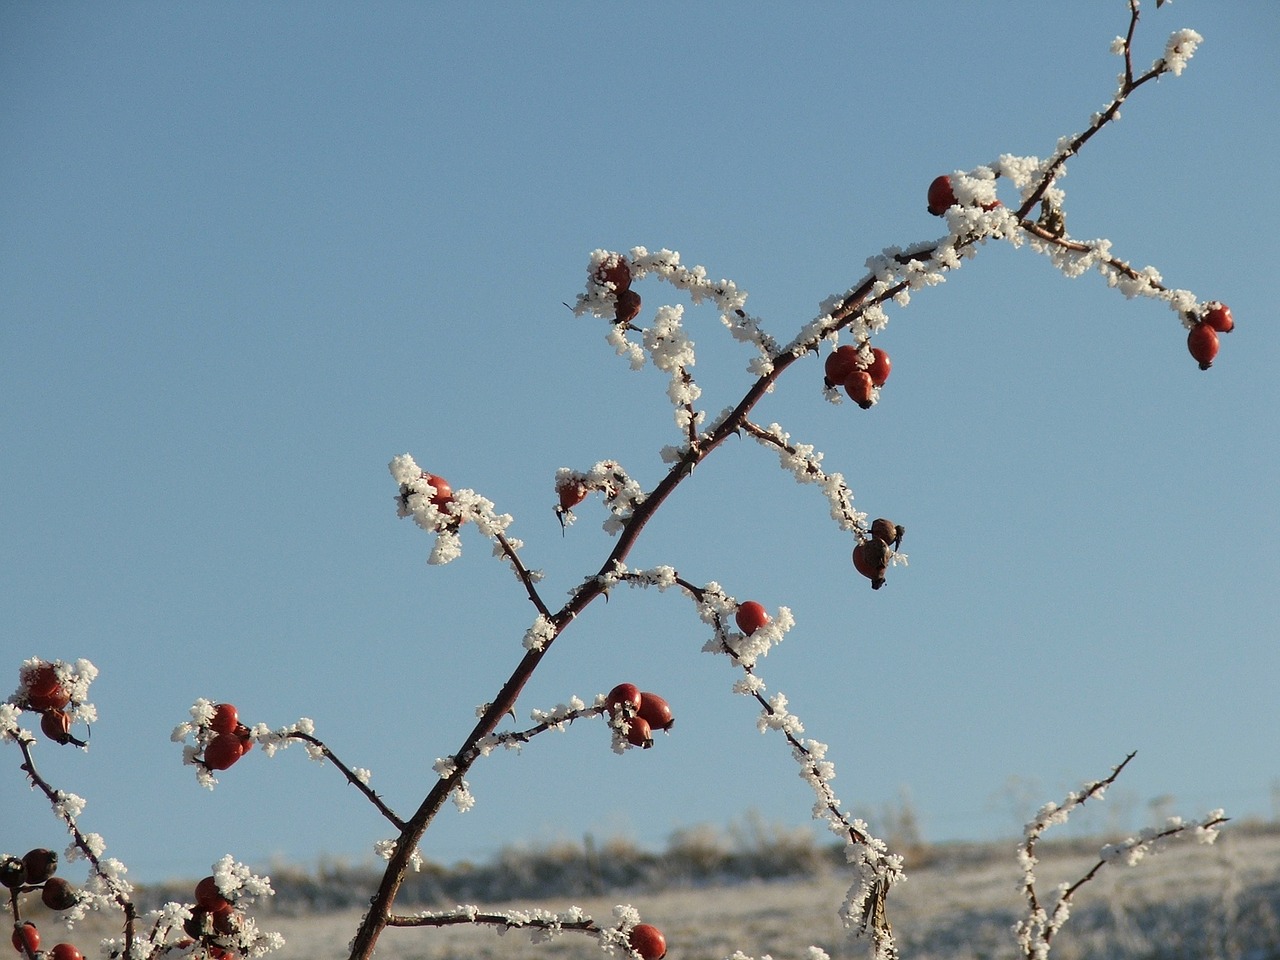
[616,568,903,960]
[386,903,666,960]
[1014,751,1228,960]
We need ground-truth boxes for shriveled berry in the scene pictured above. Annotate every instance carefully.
[735,601,770,635]
[615,289,642,324]
[629,923,667,960]
[1187,322,1219,370]
[22,848,58,884]
[605,683,642,719]
[927,175,957,216]
[870,518,904,549]
[853,539,890,590]
[844,370,875,409]
[636,692,674,732]
[624,715,653,749]
[41,877,78,911]
[823,345,861,386]
[1203,301,1234,333]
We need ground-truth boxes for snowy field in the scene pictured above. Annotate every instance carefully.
[52,828,1280,959]
[246,828,1280,960]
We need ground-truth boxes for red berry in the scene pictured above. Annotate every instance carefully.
[927,175,957,216]
[40,709,74,745]
[735,601,770,635]
[22,848,57,884]
[211,910,241,936]
[203,733,246,771]
[594,254,632,293]
[636,692,674,732]
[844,370,875,409]
[624,714,653,749]
[1203,301,1234,333]
[41,877,78,912]
[823,345,861,386]
[49,944,83,960]
[210,703,239,734]
[195,876,233,914]
[11,922,39,956]
[865,347,892,387]
[421,473,453,509]
[25,662,60,696]
[24,663,70,711]
[629,923,667,960]
[557,480,588,511]
[615,289,642,324]
[184,908,210,940]
[1187,322,1219,370]
[852,540,889,590]
[605,683,642,719]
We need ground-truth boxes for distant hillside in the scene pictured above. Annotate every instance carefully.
[130,819,1280,921]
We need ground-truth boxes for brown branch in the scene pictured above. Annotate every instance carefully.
[283,732,406,831]
[352,9,1189,956]
[15,731,138,959]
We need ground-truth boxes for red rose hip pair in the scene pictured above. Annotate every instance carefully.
[1187,302,1233,370]
[201,703,254,771]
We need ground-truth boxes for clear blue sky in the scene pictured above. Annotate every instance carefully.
[4,3,1277,882]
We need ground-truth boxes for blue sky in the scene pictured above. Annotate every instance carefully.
[3,3,1278,883]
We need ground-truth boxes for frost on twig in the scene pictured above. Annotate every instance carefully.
[387,902,662,960]
[1014,752,1229,960]
[615,571,903,959]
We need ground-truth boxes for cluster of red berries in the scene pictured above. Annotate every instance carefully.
[180,874,247,957]
[852,518,905,590]
[4,848,83,960]
[17,662,86,749]
[927,174,1001,217]
[605,683,673,749]
[628,923,667,960]
[199,703,254,772]
[595,254,641,324]
[1187,301,1234,370]
[824,342,892,409]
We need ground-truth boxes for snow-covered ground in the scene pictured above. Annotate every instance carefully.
[52,827,1280,959]
[249,828,1280,960]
